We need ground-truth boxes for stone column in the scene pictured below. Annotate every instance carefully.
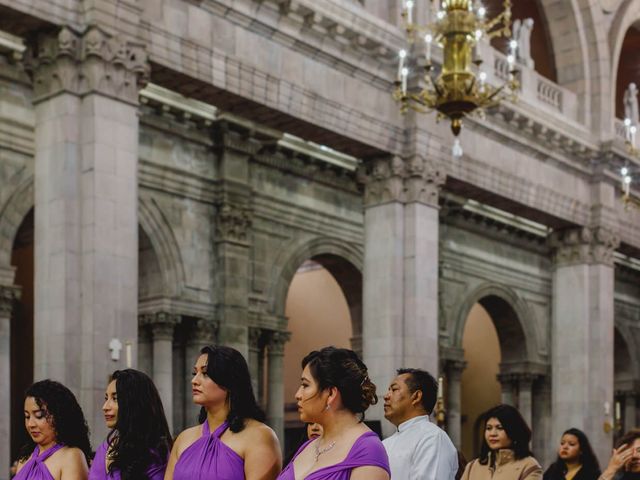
[445,360,466,448]
[549,226,619,464]
[266,330,290,446]
[184,318,217,426]
[248,327,264,403]
[0,286,18,480]
[143,312,179,432]
[361,155,444,437]
[137,318,152,376]
[532,376,552,467]
[25,26,148,441]
[517,374,534,428]
[498,373,515,405]
[624,391,637,433]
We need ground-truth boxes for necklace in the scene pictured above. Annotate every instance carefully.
[314,439,336,463]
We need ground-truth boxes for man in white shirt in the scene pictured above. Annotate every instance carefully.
[382,368,459,480]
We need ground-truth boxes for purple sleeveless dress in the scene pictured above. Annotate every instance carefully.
[14,444,64,480]
[173,421,245,480]
[88,440,167,480]
[278,431,390,480]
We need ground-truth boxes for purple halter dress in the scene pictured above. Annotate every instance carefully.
[278,431,390,480]
[14,444,64,480]
[173,421,245,480]
[88,440,167,480]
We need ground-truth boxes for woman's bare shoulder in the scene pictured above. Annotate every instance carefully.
[174,424,203,448]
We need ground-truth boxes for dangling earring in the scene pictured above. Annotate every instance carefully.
[324,403,331,411]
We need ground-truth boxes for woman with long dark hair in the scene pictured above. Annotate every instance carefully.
[277,346,390,480]
[544,428,601,480]
[165,345,281,479]
[89,369,172,480]
[14,379,91,479]
[460,404,542,480]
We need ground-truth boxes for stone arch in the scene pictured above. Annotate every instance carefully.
[452,283,539,364]
[609,0,640,120]
[0,177,34,274]
[138,196,186,298]
[614,322,639,384]
[268,236,363,338]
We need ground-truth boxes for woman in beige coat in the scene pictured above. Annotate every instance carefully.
[461,404,542,480]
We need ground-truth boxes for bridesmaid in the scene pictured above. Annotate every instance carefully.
[278,346,390,480]
[14,379,91,480]
[90,369,172,479]
[165,345,282,480]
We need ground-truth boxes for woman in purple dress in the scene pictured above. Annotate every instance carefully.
[89,369,172,480]
[278,347,390,480]
[165,345,282,480]
[14,379,91,480]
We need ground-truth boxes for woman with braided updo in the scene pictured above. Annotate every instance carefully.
[278,346,390,480]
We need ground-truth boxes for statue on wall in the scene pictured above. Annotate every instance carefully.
[624,83,639,125]
[513,18,535,69]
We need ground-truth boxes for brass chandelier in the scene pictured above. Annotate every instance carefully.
[393,0,519,156]
[622,119,640,208]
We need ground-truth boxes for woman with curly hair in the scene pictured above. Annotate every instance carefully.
[165,345,281,479]
[89,369,172,480]
[544,428,601,480]
[14,379,91,479]
[460,404,542,480]
[277,346,390,480]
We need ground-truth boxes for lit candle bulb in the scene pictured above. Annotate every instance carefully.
[475,29,482,41]
[478,5,486,18]
[616,401,621,421]
[631,125,638,148]
[625,117,632,142]
[437,376,444,400]
[425,33,433,63]
[398,49,407,81]
[624,175,632,197]
[401,67,409,95]
[405,0,414,24]
[479,71,487,92]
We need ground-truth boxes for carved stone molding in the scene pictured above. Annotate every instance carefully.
[265,330,291,356]
[215,203,253,244]
[549,226,620,267]
[140,312,180,341]
[190,317,219,344]
[248,326,264,351]
[24,26,149,105]
[0,285,20,317]
[359,155,445,208]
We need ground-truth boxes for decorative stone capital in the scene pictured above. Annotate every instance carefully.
[140,312,180,340]
[548,226,620,267]
[359,155,445,208]
[190,317,218,344]
[215,203,253,244]
[0,285,20,317]
[444,360,467,380]
[265,330,291,356]
[24,26,149,105]
[248,326,264,350]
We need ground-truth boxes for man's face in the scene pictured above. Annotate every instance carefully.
[627,438,640,472]
[383,373,419,427]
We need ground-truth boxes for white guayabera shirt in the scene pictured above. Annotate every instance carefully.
[382,415,458,480]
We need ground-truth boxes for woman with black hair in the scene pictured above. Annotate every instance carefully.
[544,428,601,480]
[89,369,172,480]
[14,379,91,480]
[460,404,542,480]
[165,345,281,480]
[277,346,390,480]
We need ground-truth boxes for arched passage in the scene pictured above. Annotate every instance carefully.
[614,326,638,435]
[614,22,640,120]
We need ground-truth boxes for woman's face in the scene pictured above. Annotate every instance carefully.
[485,417,512,450]
[558,434,581,463]
[102,380,118,429]
[307,422,323,439]
[191,354,228,407]
[24,397,56,447]
[295,364,329,424]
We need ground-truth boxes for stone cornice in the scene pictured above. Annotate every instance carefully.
[24,26,149,105]
[549,226,620,267]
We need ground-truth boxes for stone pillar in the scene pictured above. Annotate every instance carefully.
[498,373,515,405]
[184,318,217,426]
[549,226,619,464]
[445,360,466,448]
[361,155,444,437]
[266,330,290,446]
[25,26,148,441]
[137,318,152,376]
[143,312,179,433]
[624,391,637,433]
[517,374,534,428]
[532,376,552,467]
[248,327,264,403]
[0,286,18,480]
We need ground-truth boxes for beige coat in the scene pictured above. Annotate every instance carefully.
[460,450,543,480]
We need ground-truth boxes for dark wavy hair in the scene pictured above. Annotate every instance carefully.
[479,404,533,465]
[302,346,377,420]
[18,380,92,462]
[106,369,173,480]
[543,428,600,480]
[197,345,265,433]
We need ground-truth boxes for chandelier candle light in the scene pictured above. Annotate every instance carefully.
[393,0,520,157]
[622,118,639,207]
